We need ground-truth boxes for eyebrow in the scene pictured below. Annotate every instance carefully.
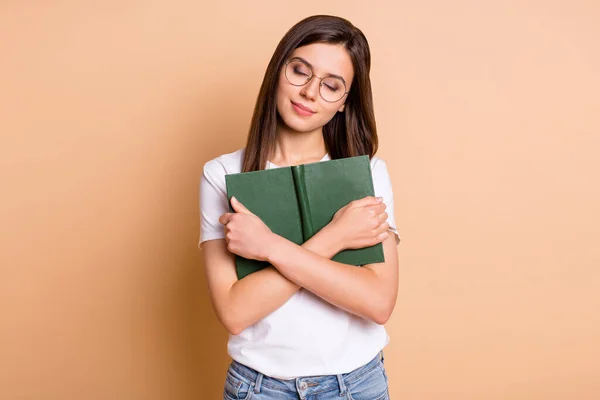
[290,56,348,85]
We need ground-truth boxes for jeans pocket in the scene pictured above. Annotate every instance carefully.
[378,360,389,384]
[347,364,389,400]
[223,366,253,400]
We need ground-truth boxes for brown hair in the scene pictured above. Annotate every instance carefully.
[242,15,378,172]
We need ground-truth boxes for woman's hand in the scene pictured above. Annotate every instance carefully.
[218,197,278,261]
[326,196,389,251]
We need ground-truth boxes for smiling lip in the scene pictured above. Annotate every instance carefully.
[291,101,315,115]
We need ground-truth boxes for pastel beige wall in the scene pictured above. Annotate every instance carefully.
[1,1,598,399]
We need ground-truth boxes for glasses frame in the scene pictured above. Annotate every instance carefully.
[284,58,350,103]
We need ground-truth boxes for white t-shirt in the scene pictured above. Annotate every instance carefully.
[198,148,400,379]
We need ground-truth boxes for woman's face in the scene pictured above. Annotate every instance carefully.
[276,42,354,134]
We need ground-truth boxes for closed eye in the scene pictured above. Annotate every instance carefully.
[293,67,310,77]
[322,83,340,92]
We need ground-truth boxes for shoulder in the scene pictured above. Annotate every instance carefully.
[369,155,395,197]
[369,155,391,178]
[201,148,245,195]
[203,147,245,176]
[200,150,245,246]
[369,155,400,242]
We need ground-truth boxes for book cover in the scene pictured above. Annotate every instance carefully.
[225,155,385,279]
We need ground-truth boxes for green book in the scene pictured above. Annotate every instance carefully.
[225,155,385,279]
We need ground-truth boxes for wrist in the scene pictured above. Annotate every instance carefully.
[264,233,287,264]
[319,223,346,256]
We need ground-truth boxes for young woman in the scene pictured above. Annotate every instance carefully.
[199,15,400,400]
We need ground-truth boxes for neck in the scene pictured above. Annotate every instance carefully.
[270,122,327,167]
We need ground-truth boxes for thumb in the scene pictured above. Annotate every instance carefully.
[230,196,253,215]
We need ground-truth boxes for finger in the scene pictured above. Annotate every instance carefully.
[378,211,389,222]
[364,203,386,217]
[376,221,390,235]
[230,196,254,215]
[219,213,234,225]
[350,196,383,209]
[377,231,390,242]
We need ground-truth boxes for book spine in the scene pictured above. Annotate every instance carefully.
[291,165,314,241]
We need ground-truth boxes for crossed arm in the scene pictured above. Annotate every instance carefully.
[201,197,399,335]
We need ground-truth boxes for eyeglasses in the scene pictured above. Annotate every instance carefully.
[284,58,349,103]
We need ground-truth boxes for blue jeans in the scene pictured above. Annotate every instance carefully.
[223,352,389,400]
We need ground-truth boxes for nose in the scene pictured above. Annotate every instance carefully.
[300,76,320,101]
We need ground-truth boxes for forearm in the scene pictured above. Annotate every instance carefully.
[266,233,397,324]
[223,228,343,334]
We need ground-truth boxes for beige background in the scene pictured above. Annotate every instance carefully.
[1,1,599,399]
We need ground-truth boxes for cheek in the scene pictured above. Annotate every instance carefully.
[317,106,342,125]
[275,72,290,99]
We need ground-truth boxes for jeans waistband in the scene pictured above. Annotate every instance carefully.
[229,351,384,395]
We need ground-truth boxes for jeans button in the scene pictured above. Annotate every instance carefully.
[300,382,307,390]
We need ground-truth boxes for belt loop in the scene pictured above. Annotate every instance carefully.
[336,374,347,396]
[380,351,385,363]
[254,372,264,394]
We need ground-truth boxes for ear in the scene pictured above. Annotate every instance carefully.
[338,103,345,112]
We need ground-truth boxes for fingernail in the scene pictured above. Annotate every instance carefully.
[377,197,383,202]
[231,196,237,203]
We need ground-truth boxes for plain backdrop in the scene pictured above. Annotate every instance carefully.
[1,1,599,399]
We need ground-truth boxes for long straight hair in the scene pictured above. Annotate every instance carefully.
[242,15,378,172]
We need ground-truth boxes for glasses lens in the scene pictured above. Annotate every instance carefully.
[320,76,346,102]
[285,60,312,86]
[284,59,347,102]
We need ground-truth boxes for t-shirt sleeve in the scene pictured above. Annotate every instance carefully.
[198,160,229,248]
[372,158,401,245]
